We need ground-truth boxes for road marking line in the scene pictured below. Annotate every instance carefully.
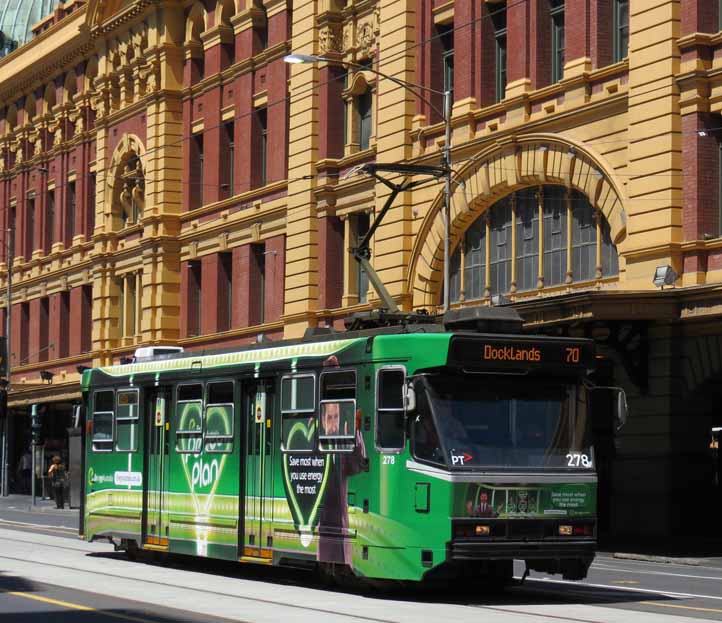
[592,563,722,581]
[522,576,722,601]
[0,518,76,533]
[646,602,722,615]
[8,591,93,611]
[610,580,639,584]
[8,591,168,623]
[594,555,722,573]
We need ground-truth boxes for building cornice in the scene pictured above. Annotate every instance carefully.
[0,8,93,105]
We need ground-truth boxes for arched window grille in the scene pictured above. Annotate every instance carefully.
[449,185,619,303]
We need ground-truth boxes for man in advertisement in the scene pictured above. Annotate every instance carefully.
[467,488,500,518]
[317,401,367,565]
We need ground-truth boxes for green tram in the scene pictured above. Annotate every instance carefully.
[81,307,625,584]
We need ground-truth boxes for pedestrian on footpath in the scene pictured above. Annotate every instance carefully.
[17,448,32,494]
[48,456,66,509]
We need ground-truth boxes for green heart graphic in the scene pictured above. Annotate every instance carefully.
[177,401,229,515]
[282,419,330,541]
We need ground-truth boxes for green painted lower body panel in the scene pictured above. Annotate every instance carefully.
[86,476,596,583]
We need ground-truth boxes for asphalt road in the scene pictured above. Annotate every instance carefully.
[0,519,720,622]
[513,557,722,621]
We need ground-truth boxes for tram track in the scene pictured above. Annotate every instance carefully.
[0,531,663,623]
[0,547,623,623]
[0,548,396,623]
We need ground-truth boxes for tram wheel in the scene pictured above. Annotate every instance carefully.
[319,563,359,591]
[124,539,139,561]
[482,560,514,591]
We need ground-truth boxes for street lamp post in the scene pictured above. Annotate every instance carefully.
[284,53,453,311]
[0,223,11,497]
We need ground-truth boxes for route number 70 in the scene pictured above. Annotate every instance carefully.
[565,347,580,363]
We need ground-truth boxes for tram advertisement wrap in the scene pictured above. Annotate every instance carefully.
[282,413,368,564]
[461,483,596,518]
[282,418,330,544]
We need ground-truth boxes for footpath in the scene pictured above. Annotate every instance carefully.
[0,493,79,517]
[1,494,722,569]
[0,494,80,529]
[598,539,722,569]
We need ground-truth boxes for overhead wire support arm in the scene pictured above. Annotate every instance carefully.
[351,164,447,314]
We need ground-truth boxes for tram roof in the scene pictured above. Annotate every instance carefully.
[81,320,594,389]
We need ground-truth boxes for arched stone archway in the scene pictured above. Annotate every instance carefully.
[408,135,629,309]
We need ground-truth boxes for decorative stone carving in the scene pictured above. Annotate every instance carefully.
[319,24,344,54]
[12,142,23,164]
[251,222,262,242]
[356,20,375,57]
[119,153,145,225]
[30,133,43,156]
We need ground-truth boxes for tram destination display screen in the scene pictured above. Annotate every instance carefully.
[448,335,594,373]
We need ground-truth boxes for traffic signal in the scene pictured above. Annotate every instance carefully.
[31,405,43,446]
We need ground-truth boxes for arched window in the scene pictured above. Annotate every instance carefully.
[185,4,206,85]
[449,185,618,302]
[217,0,236,68]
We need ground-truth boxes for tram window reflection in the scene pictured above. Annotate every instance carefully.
[92,390,115,452]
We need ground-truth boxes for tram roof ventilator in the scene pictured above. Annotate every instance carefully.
[443,306,523,334]
[132,346,185,361]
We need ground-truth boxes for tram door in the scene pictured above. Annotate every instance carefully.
[144,387,171,548]
[241,381,275,559]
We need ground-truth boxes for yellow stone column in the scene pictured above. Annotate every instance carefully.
[623,1,682,288]
[283,1,321,338]
[373,1,419,311]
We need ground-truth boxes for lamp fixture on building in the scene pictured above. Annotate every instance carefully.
[39,370,54,384]
[652,265,677,289]
[490,294,511,306]
[698,130,708,137]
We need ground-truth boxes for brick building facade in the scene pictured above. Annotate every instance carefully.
[0,0,721,541]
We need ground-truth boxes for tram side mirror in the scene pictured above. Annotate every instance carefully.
[613,388,628,432]
[589,385,628,435]
[72,403,83,429]
[404,383,416,414]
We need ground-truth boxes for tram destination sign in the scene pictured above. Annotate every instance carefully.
[448,336,594,372]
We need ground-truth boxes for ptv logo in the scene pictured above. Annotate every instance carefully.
[451,452,473,466]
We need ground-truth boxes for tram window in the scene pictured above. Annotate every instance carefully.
[115,389,139,452]
[412,388,445,465]
[281,375,315,453]
[205,381,234,453]
[320,371,356,400]
[376,368,405,451]
[92,390,114,452]
[281,375,315,412]
[176,383,203,453]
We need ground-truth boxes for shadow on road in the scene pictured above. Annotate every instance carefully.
[84,550,676,609]
[0,572,42,593]
[1,608,236,623]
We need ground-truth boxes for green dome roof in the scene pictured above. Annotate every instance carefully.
[0,1,61,58]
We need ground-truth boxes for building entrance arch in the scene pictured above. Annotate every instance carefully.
[408,135,629,309]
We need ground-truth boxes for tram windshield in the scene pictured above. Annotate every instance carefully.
[413,375,593,470]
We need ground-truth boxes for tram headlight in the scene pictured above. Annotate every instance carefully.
[474,525,490,536]
[558,525,573,536]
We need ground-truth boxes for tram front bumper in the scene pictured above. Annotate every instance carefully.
[449,539,595,561]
